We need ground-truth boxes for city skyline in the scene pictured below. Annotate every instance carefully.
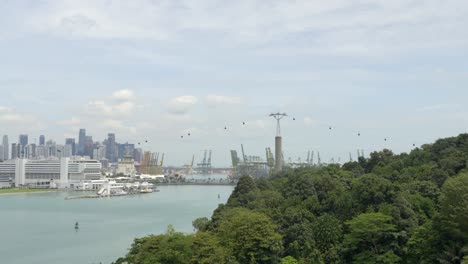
[1,1,468,166]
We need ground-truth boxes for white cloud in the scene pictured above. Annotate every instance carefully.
[205,95,243,107]
[112,89,134,101]
[16,0,468,57]
[86,90,136,117]
[167,95,198,115]
[0,106,44,132]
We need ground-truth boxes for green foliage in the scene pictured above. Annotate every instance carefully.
[344,213,398,263]
[192,217,209,232]
[281,256,299,264]
[438,173,468,241]
[115,133,468,264]
[226,175,258,206]
[191,232,230,264]
[114,225,194,264]
[217,208,283,264]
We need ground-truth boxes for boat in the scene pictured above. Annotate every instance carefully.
[140,188,153,193]
[75,222,79,230]
[111,189,128,196]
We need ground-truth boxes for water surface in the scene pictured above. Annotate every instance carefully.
[0,184,233,264]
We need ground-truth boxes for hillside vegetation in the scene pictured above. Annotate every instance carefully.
[115,134,468,264]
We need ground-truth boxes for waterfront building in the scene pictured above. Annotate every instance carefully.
[0,145,3,161]
[2,135,8,160]
[116,156,136,176]
[0,157,102,188]
[39,135,45,146]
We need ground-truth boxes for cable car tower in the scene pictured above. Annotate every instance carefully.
[270,112,287,172]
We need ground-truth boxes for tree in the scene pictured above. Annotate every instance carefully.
[191,232,230,264]
[344,213,398,264]
[313,214,342,263]
[438,172,468,240]
[226,175,257,206]
[217,208,283,264]
[114,225,194,264]
[351,174,394,211]
[281,256,299,264]
[192,217,209,232]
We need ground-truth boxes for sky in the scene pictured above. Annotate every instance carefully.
[1,0,468,166]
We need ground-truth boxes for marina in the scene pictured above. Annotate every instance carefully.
[0,184,233,264]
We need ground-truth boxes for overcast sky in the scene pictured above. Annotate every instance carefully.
[1,0,468,166]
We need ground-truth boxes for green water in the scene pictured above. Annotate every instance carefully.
[0,185,233,264]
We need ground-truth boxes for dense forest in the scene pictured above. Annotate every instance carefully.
[114,134,468,264]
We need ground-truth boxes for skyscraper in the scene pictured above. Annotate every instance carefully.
[19,134,28,157]
[84,136,94,157]
[2,135,8,160]
[106,133,117,162]
[77,129,86,155]
[65,138,76,156]
[11,143,20,159]
[39,135,45,145]
[19,134,28,146]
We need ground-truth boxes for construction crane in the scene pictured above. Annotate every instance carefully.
[197,149,212,174]
[160,153,164,167]
[241,144,247,163]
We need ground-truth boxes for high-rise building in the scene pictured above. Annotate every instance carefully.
[19,134,28,146]
[93,143,106,160]
[11,143,21,159]
[46,140,57,157]
[65,138,76,156]
[133,148,143,163]
[19,134,28,157]
[57,144,72,158]
[39,135,45,146]
[77,129,86,155]
[84,136,94,157]
[106,133,117,162]
[118,143,135,159]
[36,145,48,158]
[2,135,8,160]
[25,144,37,159]
[0,145,3,160]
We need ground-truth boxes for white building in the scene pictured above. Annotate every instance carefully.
[115,156,137,176]
[0,157,102,189]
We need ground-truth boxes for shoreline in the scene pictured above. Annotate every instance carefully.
[0,189,59,196]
